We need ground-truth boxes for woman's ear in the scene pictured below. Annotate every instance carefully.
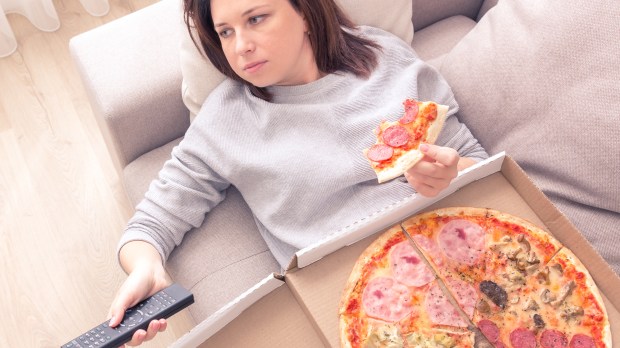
[301,13,311,36]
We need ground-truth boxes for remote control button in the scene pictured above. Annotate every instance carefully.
[121,309,145,327]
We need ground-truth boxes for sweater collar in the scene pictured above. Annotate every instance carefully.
[265,72,349,104]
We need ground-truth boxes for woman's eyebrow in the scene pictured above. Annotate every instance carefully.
[214,5,269,28]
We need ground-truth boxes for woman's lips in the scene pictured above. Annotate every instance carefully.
[243,61,266,73]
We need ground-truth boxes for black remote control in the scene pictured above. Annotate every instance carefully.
[61,283,194,348]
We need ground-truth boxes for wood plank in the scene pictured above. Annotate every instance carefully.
[0,0,195,346]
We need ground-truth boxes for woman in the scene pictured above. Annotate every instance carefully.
[108,0,488,345]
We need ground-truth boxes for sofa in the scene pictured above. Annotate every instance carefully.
[69,0,620,329]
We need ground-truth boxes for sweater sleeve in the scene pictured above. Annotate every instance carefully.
[117,124,231,265]
[436,112,489,162]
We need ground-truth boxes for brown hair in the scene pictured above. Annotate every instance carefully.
[184,0,380,101]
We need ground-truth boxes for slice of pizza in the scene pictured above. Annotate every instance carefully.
[339,225,476,348]
[364,99,448,183]
[401,207,564,347]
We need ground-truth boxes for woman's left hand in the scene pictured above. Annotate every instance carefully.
[404,143,460,197]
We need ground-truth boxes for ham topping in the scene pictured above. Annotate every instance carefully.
[445,277,477,318]
[362,276,413,322]
[413,234,445,267]
[425,282,468,327]
[391,241,434,287]
[438,219,485,265]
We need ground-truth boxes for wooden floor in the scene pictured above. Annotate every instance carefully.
[0,0,194,346]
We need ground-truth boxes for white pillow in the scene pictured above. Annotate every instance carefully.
[180,0,414,120]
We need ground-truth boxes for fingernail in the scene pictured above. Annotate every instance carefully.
[109,316,115,326]
[420,144,429,152]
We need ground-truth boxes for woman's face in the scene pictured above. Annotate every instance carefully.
[211,0,321,87]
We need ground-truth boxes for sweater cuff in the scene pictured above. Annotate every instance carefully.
[116,230,168,270]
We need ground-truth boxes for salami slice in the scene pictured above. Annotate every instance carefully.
[390,241,434,287]
[541,330,568,348]
[366,143,393,162]
[362,276,413,322]
[509,328,537,348]
[399,99,418,124]
[382,125,410,147]
[438,219,485,265]
[569,334,596,348]
[425,282,468,327]
[478,319,500,343]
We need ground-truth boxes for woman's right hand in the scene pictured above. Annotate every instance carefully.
[108,241,171,346]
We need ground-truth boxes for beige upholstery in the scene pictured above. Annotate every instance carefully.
[411,15,477,68]
[69,0,189,171]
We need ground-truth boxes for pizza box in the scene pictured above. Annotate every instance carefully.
[173,153,620,347]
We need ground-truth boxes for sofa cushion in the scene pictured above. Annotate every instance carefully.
[411,0,483,31]
[411,15,476,69]
[440,1,620,274]
[180,0,414,120]
[124,139,279,322]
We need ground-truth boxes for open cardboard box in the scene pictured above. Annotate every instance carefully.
[173,153,620,347]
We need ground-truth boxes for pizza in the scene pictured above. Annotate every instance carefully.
[339,207,611,348]
[364,99,448,183]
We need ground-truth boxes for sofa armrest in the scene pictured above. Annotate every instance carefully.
[69,0,189,171]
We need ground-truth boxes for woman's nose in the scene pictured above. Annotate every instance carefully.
[235,30,255,56]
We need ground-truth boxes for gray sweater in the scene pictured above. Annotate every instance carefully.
[119,26,488,268]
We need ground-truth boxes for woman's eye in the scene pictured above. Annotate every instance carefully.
[219,28,233,38]
[248,15,266,25]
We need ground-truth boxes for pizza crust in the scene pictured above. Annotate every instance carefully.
[376,149,424,183]
[424,103,448,146]
[339,315,355,348]
[401,206,489,231]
